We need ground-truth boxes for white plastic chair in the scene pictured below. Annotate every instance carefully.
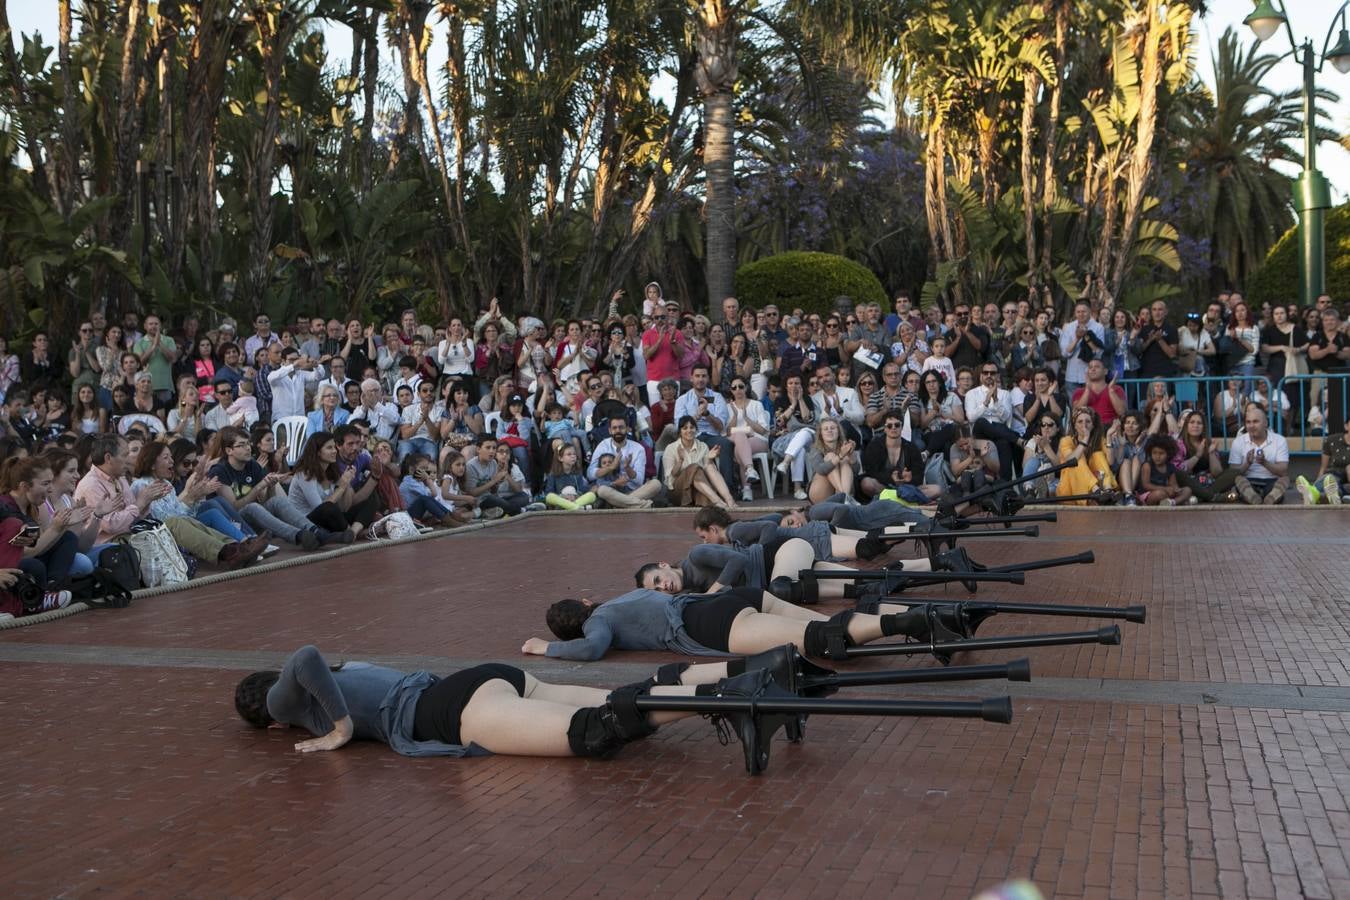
[751,452,776,499]
[482,410,503,437]
[117,413,166,437]
[273,416,309,467]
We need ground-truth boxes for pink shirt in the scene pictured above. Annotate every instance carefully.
[641,327,684,381]
[73,465,141,544]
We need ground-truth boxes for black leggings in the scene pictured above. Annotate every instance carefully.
[413,663,528,746]
[305,492,380,533]
[681,587,763,653]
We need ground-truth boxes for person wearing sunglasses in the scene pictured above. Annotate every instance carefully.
[963,364,1020,479]
[725,378,771,501]
[861,411,938,503]
[1021,416,1063,499]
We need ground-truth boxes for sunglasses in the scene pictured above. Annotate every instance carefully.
[731,383,746,390]
[826,323,839,329]
[1040,421,1056,428]
[981,370,999,376]
[883,422,903,429]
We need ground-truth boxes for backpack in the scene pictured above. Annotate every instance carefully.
[68,545,142,609]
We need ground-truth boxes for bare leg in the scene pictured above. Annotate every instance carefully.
[691,471,723,507]
[702,463,736,507]
[759,592,828,621]
[768,537,817,582]
[829,462,854,496]
[808,474,835,503]
[830,534,863,559]
[680,661,731,683]
[726,607,891,655]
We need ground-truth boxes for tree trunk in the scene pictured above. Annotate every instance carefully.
[56,0,83,217]
[696,1,739,314]
[1020,69,1039,286]
[241,13,289,314]
[1038,2,1067,274]
[359,10,378,192]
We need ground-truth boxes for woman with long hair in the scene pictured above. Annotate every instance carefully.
[287,431,370,540]
[1102,308,1139,382]
[1107,410,1148,501]
[816,316,845,370]
[70,383,106,434]
[662,416,737,509]
[1056,406,1117,503]
[809,417,859,503]
[725,377,771,502]
[917,370,966,459]
[719,332,754,395]
[189,336,219,403]
[1173,408,1223,501]
[1227,301,1261,384]
[0,456,82,607]
[770,371,817,501]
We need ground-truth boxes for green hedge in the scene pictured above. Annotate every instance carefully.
[1247,202,1350,307]
[734,251,888,316]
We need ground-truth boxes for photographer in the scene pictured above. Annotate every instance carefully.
[1058,300,1105,397]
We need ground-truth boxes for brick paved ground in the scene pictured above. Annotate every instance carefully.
[2,509,1349,898]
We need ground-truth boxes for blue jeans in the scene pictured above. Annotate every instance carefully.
[20,531,78,588]
[398,437,438,460]
[70,552,95,577]
[197,506,246,541]
[407,495,451,521]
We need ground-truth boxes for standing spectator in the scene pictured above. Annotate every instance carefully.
[1103,308,1140,381]
[1058,301,1106,396]
[1227,408,1289,505]
[187,337,219,403]
[0,335,19,402]
[1307,307,1350,434]
[1009,321,1044,372]
[67,321,100,401]
[885,292,925,337]
[1134,300,1179,380]
[1178,312,1216,376]
[673,364,737,492]
[21,332,61,393]
[964,362,1021,479]
[436,317,476,396]
[297,317,326,360]
[242,313,278,364]
[1259,305,1307,389]
[341,320,377,383]
[1225,302,1260,384]
[946,303,989,373]
[266,346,318,423]
[845,302,891,379]
[588,415,664,509]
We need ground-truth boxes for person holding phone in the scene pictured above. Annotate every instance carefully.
[0,456,81,611]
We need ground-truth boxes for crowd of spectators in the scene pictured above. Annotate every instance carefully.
[1,282,1347,618]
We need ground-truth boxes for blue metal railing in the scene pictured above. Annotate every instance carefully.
[1273,373,1350,456]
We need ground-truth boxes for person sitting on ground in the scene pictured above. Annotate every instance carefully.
[1296,414,1349,505]
[948,423,1000,489]
[1056,407,1117,503]
[205,426,334,549]
[127,440,268,567]
[235,643,779,763]
[1137,434,1192,506]
[861,411,939,504]
[1107,411,1148,503]
[1227,407,1289,505]
[1021,413,1062,499]
[806,417,859,504]
[1172,409,1223,502]
[542,442,597,511]
[1142,380,1180,437]
[463,435,534,516]
[332,423,386,526]
[692,506,891,563]
[34,448,106,576]
[588,415,664,509]
[663,415,737,509]
[439,449,502,520]
[286,432,369,541]
[398,452,469,527]
[525,582,961,662]
[0,456,82,610]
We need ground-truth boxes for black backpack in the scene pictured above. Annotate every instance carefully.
[69,545,142,610]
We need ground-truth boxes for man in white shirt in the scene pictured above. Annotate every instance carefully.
[317,355,354,397]
[267,347,318,423]
[588,414,663,509]
[1228,408,1290,505]
[398,381,443,459]
[673,363,737,491]
[243,313,279,364]
[964,362,1020,479]
[1057,300,1105,396]
[348,378,401,441]
[811,363,865,441]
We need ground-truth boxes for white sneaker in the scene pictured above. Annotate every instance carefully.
[1327,480,1342,505]
[0,612,14,622]
[741,485,754,502]
[745,467,760,483]
[524,501,547,512]
[776,457,792,475]
[482,507,505,520]
[793,487,808,501]
[41,591,72,611]
[261,544,281,558]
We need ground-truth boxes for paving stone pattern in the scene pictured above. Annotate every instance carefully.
[1,509,1348,898]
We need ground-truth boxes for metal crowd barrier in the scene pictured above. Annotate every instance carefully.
[1105,374,1275,446]
[1274,373,1350,456]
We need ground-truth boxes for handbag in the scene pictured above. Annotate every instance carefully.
[120,521,189,588]
[367,511,420,541]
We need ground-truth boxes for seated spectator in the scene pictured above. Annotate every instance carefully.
[1297,415,1349,505]
[166,383,205,442]
[674,364,737,494]
[493,393,536,480]
[1071,359,1126,426]
[0,457,82,604]
[1108,410,1148,503]
[964,362,1020,480]
[916,369,965,461]
[1021,413,1062,499]
[861,412,936,503]
[1056,407,1117,503]
[349,378,401,443]
[307,384,350,437]
[70,384,105,434]
[588,416,664,509]
[725,377,771,501]
[1173,409,1222,502]
[1227,408,1289,505]
[464,435,534,516]
[438,448,502,520]
[1137,434,1192,506]
[1142,380,1179,436]
[207,426,333,548]
[948,423,1000,484]
[1211,378,1249,437]
[542,442,597,511]
[438,379,483,450]
[128,441,267,566]
[647,378,680,451]
[35,448,103,576]
[398,380,442,460]
[804,416,861,503]
[663,416,737,509]
[288,431,375,540]
[397,452,466,526]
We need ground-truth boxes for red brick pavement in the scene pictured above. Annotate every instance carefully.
[2,509,1350,897]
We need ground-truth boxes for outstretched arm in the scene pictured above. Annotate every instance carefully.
[533,618,615,661]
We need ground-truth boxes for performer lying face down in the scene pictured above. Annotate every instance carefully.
[692,506,893,562]
[235,644,794,760]
[789,492,932,532]
[524,585,964,662]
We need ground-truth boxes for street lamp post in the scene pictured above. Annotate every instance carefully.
[1245,0,1350,306]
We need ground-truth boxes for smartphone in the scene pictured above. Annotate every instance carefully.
[8,523,40,546]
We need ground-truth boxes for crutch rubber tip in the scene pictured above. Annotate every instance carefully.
[1010,572,1026,585]
[1006,658,1032,682]
[1098,625,1122,645]
[1026,526,1040,538]
[1124,605,1147,624]
[982,697,1013,724]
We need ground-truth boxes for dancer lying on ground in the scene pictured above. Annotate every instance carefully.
[523,585,965,662]
[235,643,795,760]
[795,492,932,531]
[692,506,893,561]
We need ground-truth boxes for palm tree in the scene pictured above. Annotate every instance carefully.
[695,0,740,311]
[1180,27,1309,289]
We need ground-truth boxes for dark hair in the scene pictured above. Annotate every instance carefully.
[88,433,125,469]
[545,599,593,641]
[633,562,660,589]
[676,414,697,431]
[918,371,948,406]
[167,438,197,469]
[400,452,431,479]
[475,432,497,446]
[218,341,240,357]
[234,671,280,728]
[294,431,337,483]
[690,363,710,377]
[1143,433,1176,459]
[0,456,52,497]
[38,447,79,482]
[132,438,170,478]
[693,506,732,531]
[333,423,362,446]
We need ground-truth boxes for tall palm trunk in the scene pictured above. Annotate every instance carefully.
[1020,69,1039,284]
[57,0,83,217]
[241,9,291,314]
[695,0,738,313]
[1038,2,1067,275]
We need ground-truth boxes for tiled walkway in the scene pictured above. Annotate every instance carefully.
[3,509,1348,898]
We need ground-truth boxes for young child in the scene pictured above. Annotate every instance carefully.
[398,452,470,526]
[1139,434,1192,506]
[226,377,260,427]
[591,452,622,494]
[394,356,422,397]
[438,450,503,520]
[920,335,956,390]
[542,441,597,511]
